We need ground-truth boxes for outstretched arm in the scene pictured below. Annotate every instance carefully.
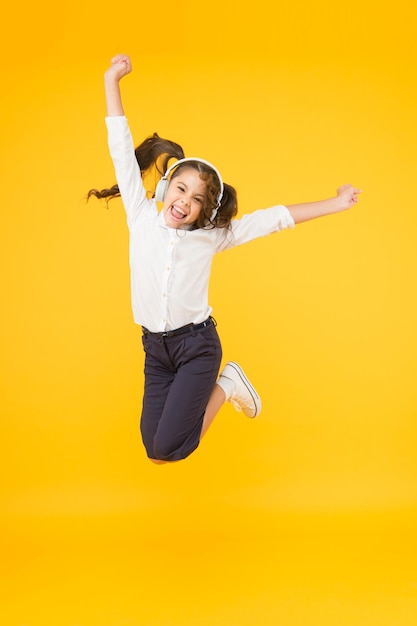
[104,54,132,117]
[287,184,362,224]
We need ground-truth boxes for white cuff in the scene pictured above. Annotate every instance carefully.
[276,205,295,230]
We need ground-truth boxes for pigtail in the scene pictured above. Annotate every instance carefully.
[196,181,237,230]
[210,182,238,229]
[87,132,185,203]
[134,133,184,177]
[87,183,120,202]
[88,131,239,230]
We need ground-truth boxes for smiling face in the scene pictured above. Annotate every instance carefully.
[162,166,207,229]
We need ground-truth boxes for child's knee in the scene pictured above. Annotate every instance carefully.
[152,443,182,462]
[152,437,196,463]
[149,458,169,465]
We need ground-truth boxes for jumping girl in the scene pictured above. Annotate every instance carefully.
[88,54,361,464]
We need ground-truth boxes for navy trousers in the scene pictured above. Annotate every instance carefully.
[140,319,222,461]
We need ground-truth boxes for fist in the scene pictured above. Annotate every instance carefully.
[336,184,362,210]
[105,54,132,81]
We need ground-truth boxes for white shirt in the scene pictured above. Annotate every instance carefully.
[106,116,295,332]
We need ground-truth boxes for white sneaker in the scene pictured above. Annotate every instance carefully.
[218,361,261,418]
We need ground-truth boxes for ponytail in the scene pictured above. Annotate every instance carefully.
[87,132,185,202]
[208,182,238,229]
[87,132,238,230]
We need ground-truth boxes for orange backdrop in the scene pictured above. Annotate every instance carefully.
[1,1,417,624]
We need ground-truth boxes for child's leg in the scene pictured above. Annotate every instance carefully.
[141,322,222,462]
[148,379,226,465]
[140,358,176,462]
[140,324,261,464]
[151,385,226,464]
[201,360,263,438]
[200,383,227,438]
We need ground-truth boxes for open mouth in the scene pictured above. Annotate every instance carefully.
[170,204,187,221]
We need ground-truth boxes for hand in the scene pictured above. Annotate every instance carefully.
[104,54,132,116]
[336,184,362,211]
[105,54,132,82]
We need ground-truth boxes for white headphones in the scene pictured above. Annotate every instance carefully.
[154,157,224,207]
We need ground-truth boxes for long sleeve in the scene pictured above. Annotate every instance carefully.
[105,116,154,228]
[215,204,295,252]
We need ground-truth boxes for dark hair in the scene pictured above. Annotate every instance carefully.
[169,161,237,229]
[87,132,184,202]
[87,132,238,228]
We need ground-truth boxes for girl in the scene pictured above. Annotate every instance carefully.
[88,54,361,465]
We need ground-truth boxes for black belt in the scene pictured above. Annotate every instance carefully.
[142,317,215,338]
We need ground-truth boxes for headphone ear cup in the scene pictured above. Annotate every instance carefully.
[155,177,169,203]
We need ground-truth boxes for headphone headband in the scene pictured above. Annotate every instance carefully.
[155,157,224,206]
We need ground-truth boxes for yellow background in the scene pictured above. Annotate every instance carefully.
[1,1,417,624]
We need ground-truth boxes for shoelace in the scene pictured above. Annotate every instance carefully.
[229,397,243,412]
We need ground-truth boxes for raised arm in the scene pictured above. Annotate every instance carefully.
[287,184,362,224]
[104,54,132,117]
